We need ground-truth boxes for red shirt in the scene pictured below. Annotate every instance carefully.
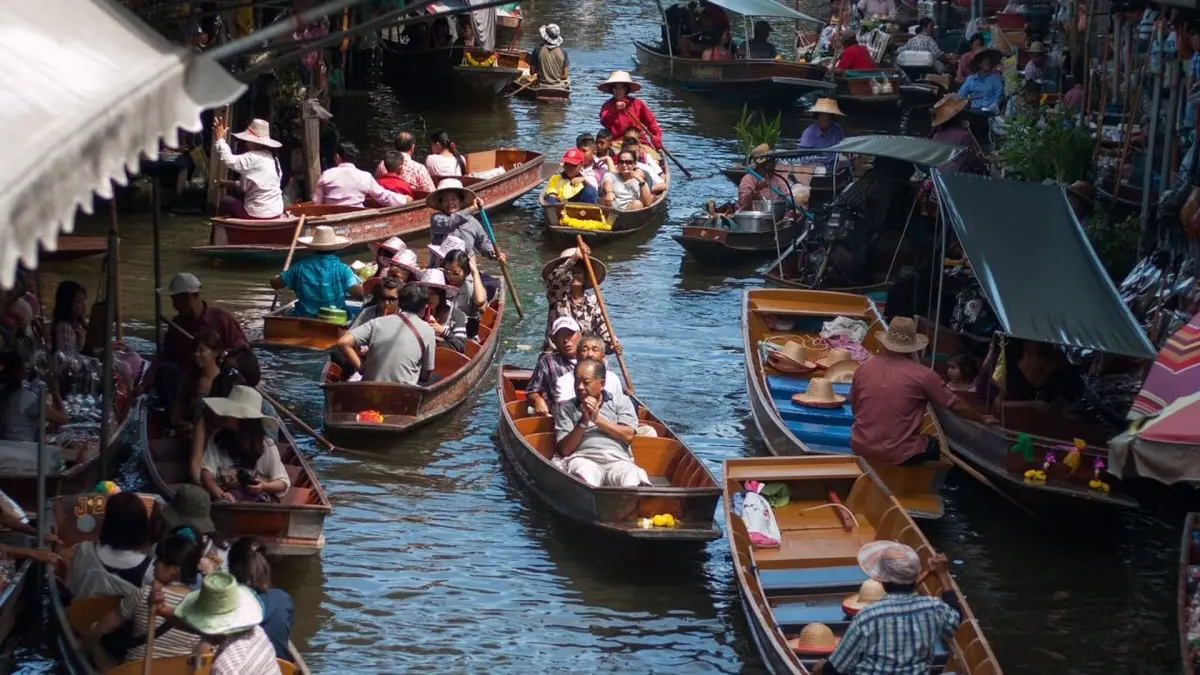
[837,44,876,71]
[848,352,957,464]
[376,173,413,197]
[599,96,663,149]
[162,302,248,367]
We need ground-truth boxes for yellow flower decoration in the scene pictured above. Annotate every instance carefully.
[1088,479,1111,493]
[560,213,612,231]
[463,51,498,68]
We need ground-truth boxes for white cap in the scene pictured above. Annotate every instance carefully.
[157,273,202,296]
[551,316,580,335]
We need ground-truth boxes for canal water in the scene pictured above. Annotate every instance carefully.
[11,0,1183,672]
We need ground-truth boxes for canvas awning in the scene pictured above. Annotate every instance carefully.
[765,135,964,167]
[702,0,824,22]
[0,0,245,288]
[933,173,1155,359]
[1109,391,1200,484]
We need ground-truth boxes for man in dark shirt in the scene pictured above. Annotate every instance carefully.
[526,317,580,416]
[745,21,778,59]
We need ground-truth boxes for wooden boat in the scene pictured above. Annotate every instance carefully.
[193,149,543,263]
[256,299,365,352]
[518,82,572,102]
[140,400,332,555]
[541,161,671,243]
[762,251,894,312]
[725,454,1002,674]
[743,288,950,519]
[44,492,312,674]
[915,318,1140,512]
[673,213,801,263]
[832,68,904,113]
[41,236,108,264]
[1181,513,1200,674]
[496,365,720,542]
[319,288,504,444]
[634,41,835,106]
[380,43,526,98]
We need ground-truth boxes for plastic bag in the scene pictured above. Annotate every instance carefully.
[820,316,869,343]
[741,490,781,548]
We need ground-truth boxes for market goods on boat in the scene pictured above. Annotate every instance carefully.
[724,454,1002,674]
[1181,513,1200,673]
[139,400,331,555]
[320,289,504,444]
[720,162,852,212]
[541,161,670,243]
[495,365,720,542]
[193,149,543,263]
[743,288,949,519]
[674,208,800,263]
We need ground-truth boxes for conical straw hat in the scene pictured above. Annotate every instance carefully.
[842,578,887,615]
[787,622,840,655]
[931,95,969,128]
[808,98,846,117]
[817,348,853,369]
[791,377,846,409]
[768,340,817,372]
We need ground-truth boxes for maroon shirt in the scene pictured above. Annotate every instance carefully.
[162,303,248,367]
[848,352,956,464]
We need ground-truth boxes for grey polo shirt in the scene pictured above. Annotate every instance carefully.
[554,390,638,457]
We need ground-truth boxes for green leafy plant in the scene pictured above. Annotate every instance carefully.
[734,104,782,159]
[996,115,1093,184]
[1083,209,1141,282]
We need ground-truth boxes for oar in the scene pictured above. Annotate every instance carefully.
[141,601,157,675]
[940,445,1040,519]
[478,206,525,319]
[270,214,308,312]
[259,388,340,453]
[630,118,692,179]
[504,73,538,99]
[575,235,634,394]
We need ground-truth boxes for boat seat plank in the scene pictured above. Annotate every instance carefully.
[724,460,863,482]
[772,502,873,533]
[773,401,855,427]
[767,375,853,399]
[780,420,853,447]
[752,532,877,569]
[758,565,868,594]
[750,301,860,318]
[647,476,671,487]
[770,595,852,627]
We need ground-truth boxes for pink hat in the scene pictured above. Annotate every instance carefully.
[390,248,422,276]
[562,148,585,165]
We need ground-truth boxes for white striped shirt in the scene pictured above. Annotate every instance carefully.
[121,583,201,661]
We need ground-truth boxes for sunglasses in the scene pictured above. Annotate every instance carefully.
[618,159,637,165]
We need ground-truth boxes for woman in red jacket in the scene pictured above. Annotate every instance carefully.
[598,71,663,150]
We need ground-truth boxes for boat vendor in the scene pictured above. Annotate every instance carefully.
[599,71,663,150]
[530,23,570,88]
[554,359,649,488]
[813,542,960,675]
[743,20,778,59]
[848,317,996,466]
[544,148,601,204]
[956,48,1003,112]
[928,96,987,175]
[268,226,363,319]
[315,142,410,208]
[427,178,505,263]
[1022,41,1055,83]
[834,31,876,72]
[335,283,436,385]
[211,117,284,220]
[543,244,621,356]
[797,98,847,170]
[897,18,955,72]
[737,145,791,211]
[956,32,985,83]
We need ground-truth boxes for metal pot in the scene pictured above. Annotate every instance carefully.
[752,199,787,220]
[732,211,777,233]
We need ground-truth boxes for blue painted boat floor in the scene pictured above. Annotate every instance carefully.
[766,374,855,453]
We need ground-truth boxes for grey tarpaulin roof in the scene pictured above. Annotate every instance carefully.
[702,0,824,22]
[933,172,1155,359]
[764,135,964,166]
[0,0,245,288]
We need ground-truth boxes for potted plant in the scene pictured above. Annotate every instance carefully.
[734,104,782,161]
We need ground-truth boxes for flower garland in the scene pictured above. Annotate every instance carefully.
[463,51,497,68]
[560,213,612,231]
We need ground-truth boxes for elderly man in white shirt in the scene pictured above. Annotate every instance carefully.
[315,142,410,209]
[212,118,284,219]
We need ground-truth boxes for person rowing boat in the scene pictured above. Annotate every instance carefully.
[598,71,662,150]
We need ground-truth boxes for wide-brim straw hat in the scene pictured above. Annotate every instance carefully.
[539,23,563,47]
[299,225,351,251]
[842,578,887,615]
[770,340,817,372]
[1066,180,1095,205]
[1026,40,1046,54]
[816,347,853,369]
[791,377,846,408]
[202,385,278,430]
[971,48,1003,69]
[787,622,840,655]
[858,540,921,585]
[541,248,607,285]
[748,143,774,166]
[231,118,282,149]
[931,95,970,128]
[823,359,860,384]
[425,178,479,212]
[417,268,459,297]
[174,572,264,636]
[161,484,215,534]
[598,70,642,94]
[371,236,408,256]
[808,98,846,117]
[876,317,929,354]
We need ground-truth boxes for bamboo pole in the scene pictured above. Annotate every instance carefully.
[270,215,308,312]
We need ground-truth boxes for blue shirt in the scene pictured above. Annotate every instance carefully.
[827,592,961,675]
[280,251,358,318]
[797,122,846,168]
[1192,52,1200,81]
[957,72,1003,111]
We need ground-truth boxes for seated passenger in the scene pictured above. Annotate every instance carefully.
[66,492,152,600]
[418,269,469,353]
[618,137,666,194]
[169,329,224,435]
[0,350,67,442]
[172,571,281,675]
[313,142,409,208]
[426,130,467,178]
[268,226,363,319]
[957,49,1003,113]
[375,151,414,198]
[602,150,655,210]
[554,333,624,405]
[161,485,229,575]
[835,31,876,72]
[554,360,649,487]
[743,20,777,59]
[350,277,403,331]
[195,386,290,504]
[701,28,735,60]
[336,284,436,384]
[527,317,583,416]
[229,537,294,660]
[544,148,600,204]
[441,251,488,338]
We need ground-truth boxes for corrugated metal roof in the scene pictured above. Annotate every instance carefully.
[766,135,965,167]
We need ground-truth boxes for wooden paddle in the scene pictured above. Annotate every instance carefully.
[575,235,634,394]
[270,214,308,312]
[940,446,1040,519]
[258,388,340,454]
[141,601,157,675]
[505,73,538,99]
[477,205,524,319]
[630,117,692,179]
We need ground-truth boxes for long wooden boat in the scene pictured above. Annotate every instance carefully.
[725,454,1002,674]
[320,288,504,445]
[832,69,904,113]
[674,214,801,263]
[496,365,720,542]
[915,317,1140,512]
[44,492,312,674]
[1181,513,1200,674]
[193,149,543,263]
[256,299,365,352]
[41,236,108,264]
[634,41,835,106]
[743,288,950,519]
[380,43,526,98]
[541,162,671,244]
[139,400,332,555]
[761,251,894,311]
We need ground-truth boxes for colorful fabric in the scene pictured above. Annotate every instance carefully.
[827,592,960,675]
[280,252,359,318]
[1130,312,1200,418]
[376,173,413,197]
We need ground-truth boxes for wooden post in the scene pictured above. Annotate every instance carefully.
[207,105,231,214]
[302,100,321,201]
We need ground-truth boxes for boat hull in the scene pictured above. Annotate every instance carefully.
[674,221,799,263]
[634,41,834,105]
[380,44,525,98]
[496,366,720,542]
[256,299,359,352]
[40,236,108,264]
[541,160,671,243]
